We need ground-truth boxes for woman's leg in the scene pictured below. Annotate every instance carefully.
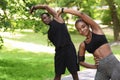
[95,70,110,80]
[111,60,120,80]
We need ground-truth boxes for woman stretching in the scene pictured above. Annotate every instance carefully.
[58,8,120,80]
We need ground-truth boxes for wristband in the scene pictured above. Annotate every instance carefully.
[61,8,64,13]
[78,56,85,62]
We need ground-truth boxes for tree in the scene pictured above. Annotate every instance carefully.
[105,0,120,41]
[0,0,10,31]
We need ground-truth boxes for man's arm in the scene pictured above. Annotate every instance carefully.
[30,4,57,17]
[30,4,64,23]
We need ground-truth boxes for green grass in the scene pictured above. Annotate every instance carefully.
[0,47,54,80]
[0,29,120,80]
[111,45,120,59]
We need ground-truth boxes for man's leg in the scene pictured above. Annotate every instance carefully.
[54,50,65,80]
[71,72,79,80]
[54,74,61,80]
[66,45,79,80]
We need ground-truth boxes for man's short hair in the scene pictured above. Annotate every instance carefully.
[40,13,50,17]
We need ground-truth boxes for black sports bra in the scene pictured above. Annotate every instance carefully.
[84,32,108,53]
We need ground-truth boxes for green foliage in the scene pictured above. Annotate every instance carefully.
[101,10,112,25]
[0,0,8,10]
[80,0,98,18]
[58,0,75,7]
[115,0,120,5]
[33,20,46,33]
[58,0,98,18]
[0,0,51,34]
[0,0,120,41]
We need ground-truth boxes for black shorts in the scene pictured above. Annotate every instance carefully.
[55,44,79,75]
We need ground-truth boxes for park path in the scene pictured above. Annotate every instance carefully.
[4,39,55,53]
[4,38,120,53]
[61,69,96,80]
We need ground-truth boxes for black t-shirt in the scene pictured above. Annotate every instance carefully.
[48,19,72,49]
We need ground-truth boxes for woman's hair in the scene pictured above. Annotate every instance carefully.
[75,18,89,26]
[75,18,83,25]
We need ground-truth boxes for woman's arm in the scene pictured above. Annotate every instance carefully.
[78,42,97,69]
[58,8,103,34]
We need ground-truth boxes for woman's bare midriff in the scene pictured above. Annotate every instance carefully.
[93,43,112,59]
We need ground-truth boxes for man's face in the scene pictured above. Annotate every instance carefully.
[41,14,51,25]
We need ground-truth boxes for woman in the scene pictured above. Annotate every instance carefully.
[58,8,120,80]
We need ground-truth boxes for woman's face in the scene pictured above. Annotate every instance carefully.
[75,21,89,36]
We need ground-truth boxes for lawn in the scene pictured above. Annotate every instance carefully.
[0,48,54,80]
[0,29,120,80]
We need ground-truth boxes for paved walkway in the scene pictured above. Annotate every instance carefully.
[61,69,96,80]
[3,39,55,53]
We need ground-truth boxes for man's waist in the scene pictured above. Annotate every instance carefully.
[55,43,72,50]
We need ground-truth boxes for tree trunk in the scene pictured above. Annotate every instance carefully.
[106,0,120,41]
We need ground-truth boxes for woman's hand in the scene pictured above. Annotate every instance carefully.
[29,6,36,14]
[57,8,63,17]
[94,57,101,67]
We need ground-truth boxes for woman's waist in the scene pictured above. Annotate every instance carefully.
[98,53,118,66]
[94,49,112,59]
[94,44,112,58]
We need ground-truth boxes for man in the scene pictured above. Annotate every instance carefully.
[30,5,79,80]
